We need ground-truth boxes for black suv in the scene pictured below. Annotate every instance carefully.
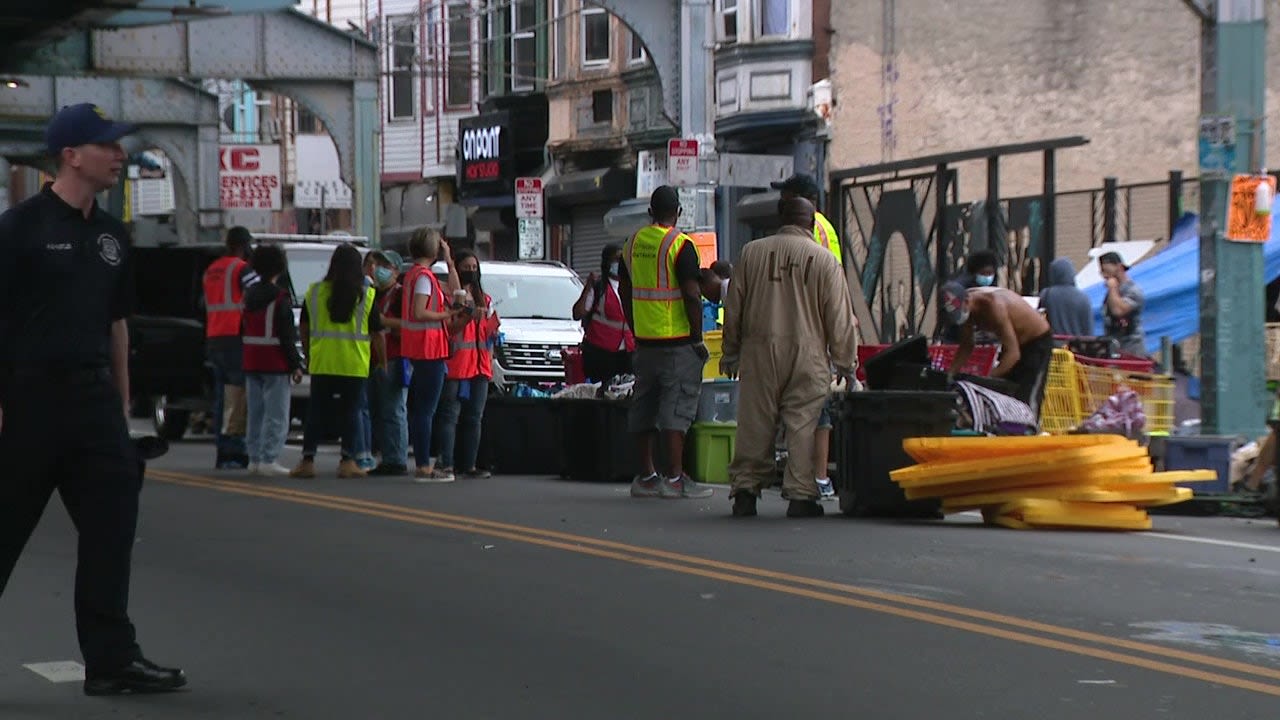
[128,244,222,439]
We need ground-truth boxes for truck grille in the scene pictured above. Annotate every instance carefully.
[501,342,568,372]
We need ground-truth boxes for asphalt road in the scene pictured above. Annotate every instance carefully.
[2,434,1279,719]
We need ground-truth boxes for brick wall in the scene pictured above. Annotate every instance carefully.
[827,0,1280,198]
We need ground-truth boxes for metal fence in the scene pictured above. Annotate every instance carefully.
[1051,173,1201,257]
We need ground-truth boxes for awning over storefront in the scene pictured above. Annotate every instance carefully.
[735,189,781,225]
[545,167,636,206]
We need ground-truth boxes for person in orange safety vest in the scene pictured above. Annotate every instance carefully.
[202,226,258,469]
[433,249,500,479]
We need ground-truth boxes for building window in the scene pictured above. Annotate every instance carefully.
[388,17,415,120]
[717,0,738,43]
[758,0,790,37]
[296,103,321,134]
[446,3,472,108]
[581,6,610,67]
[628,29,647,65]
[592,89,613,124]
[511,0,538,91]
[551,0,565,80]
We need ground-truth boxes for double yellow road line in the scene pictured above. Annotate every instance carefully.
[150,469,1280,697]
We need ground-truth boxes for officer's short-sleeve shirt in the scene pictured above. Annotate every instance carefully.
[0,184,135,379]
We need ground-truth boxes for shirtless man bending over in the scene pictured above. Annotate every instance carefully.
[940,281,1054,419]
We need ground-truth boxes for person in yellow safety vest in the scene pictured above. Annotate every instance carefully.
[772,173,843,267]
[772,173,846,500]
[290,244,386,479]
[619,186,716,501]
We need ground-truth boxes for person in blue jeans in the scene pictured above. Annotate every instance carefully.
[433,250,500,478]
[368,251,411,476]
[239,245,305,476]
[400,228,462,482]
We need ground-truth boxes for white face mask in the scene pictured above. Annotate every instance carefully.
[720,278,730,299]
[608,261,620,277]
[955,308,970,325]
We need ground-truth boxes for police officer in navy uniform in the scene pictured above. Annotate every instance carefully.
[0,103,186,695]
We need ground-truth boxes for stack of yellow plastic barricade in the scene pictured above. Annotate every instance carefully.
[1039,349,1175,435]
[889,435,1215,530]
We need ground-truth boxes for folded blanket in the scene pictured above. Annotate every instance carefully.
[955,380,1037,435]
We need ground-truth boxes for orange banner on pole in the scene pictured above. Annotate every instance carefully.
[1226,174,1276,243]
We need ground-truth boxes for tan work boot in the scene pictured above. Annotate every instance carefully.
[337,458,367,478]
[290,458,316,478]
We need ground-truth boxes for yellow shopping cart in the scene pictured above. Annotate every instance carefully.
[1041,349,1174,434]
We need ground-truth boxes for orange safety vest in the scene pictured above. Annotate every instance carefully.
[203,256,247,338]
[582,280,635,353]
[446,293,497,380]
[400,264,450,361]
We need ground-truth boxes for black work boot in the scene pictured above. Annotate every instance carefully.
[786,499,825,518]
[731,492,758,517]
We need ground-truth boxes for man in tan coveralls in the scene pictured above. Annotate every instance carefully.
[721,198,858,518]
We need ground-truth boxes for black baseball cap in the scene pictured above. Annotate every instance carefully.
[940,281,970,325]
[1097,251,1129,271]
[45,103,137,156]
[650,185,680,214]
[771,173,821,199]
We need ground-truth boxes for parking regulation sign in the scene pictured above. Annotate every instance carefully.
[667,139,699,187]
[515,177,543,219]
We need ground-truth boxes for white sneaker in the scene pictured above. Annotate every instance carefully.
[258,462,292,477]
[816,477,837,500]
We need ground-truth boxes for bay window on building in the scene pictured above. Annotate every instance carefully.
[717,0,738,43]
[447,2,473,108]
[581,6,610,67]
[759,0,790,37]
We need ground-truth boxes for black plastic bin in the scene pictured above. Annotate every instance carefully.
[476,395,563,476]
[557,398,637,482]
[831,390,958,517]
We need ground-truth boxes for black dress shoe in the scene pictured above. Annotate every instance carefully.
[84,658,187,696]
[731,492,758,517]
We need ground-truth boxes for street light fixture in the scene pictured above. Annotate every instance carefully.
[0,77,28,89]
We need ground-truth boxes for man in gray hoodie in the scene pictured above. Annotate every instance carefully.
[1038,258,1093,337]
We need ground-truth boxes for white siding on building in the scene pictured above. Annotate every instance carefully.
[322,0,481,179]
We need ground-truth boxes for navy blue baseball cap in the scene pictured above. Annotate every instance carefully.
[45,103,137,155]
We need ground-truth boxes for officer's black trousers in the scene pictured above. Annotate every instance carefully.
[0,370,143,672]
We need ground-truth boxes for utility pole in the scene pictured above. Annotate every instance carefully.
[679,0,717,243]
[1190,0,1268,435]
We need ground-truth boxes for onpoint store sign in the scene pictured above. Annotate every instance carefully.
[219,144,282,210]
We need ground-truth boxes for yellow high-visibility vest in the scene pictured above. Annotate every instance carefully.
[624,224,699,341]
[305,281,376,378]
[814,210,843,267]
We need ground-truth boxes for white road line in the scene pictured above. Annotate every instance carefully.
[1142,533,1280,554]
[22,661,85,683]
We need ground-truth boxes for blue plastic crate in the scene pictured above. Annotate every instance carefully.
[1160,435,1241,494]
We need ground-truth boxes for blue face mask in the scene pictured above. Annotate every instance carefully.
[975,274,995,287]
[609,261,620,277]
[373,267,395,286]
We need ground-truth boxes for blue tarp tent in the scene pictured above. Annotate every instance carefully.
[1079,213,1280,354]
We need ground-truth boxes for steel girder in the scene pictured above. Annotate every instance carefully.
[11,9,380,243]
[588,1,683,127]
[88,10,380,242]
[0,76,219,241]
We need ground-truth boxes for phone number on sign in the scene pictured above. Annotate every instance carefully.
[220,177,279,208]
